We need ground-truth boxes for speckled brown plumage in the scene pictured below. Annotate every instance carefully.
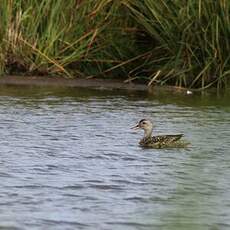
[139,134,184,148]
[132,119,188,148]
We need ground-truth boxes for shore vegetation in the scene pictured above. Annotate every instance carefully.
[0,0,229,90]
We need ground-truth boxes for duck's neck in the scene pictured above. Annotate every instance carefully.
[144,128,153,139]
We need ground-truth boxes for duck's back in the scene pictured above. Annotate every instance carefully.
[140,134,184,148]
[152,134,183,143]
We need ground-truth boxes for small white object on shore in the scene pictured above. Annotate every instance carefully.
[186,90,193,95]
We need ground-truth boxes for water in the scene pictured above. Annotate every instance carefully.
[0,86,229,230]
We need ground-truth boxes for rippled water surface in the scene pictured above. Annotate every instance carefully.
[0,86,229,230]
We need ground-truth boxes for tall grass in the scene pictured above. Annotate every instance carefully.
[124,0,230,89]
[0,0,136,77]
[0,0,229,89]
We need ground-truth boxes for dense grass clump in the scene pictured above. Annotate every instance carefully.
[0,0,136,77]
[124,0,230,89]
[0,0,229,89]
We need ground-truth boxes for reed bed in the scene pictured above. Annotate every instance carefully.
[124,0,230,89]
[0,0,136,77]
[0,0,229,89]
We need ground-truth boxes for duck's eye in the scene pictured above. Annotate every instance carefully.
[142,121,146,125]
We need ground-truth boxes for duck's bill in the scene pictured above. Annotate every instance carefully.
[131,124,139,130]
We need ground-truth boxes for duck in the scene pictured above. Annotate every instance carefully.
[131,119,188,148]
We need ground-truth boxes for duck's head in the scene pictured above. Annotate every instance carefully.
[132,119,153,138]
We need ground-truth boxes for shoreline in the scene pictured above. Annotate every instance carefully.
[0,75,191,94]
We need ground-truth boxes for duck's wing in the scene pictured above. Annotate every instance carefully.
[152,134,183,143]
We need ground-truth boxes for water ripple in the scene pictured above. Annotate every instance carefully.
[0,87,229,230]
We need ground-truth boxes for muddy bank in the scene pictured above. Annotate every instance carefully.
[0,75,147,91]
[0,75,192,95]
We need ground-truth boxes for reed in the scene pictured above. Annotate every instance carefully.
[124,0,230,89]
[0,0,229,89]
[0,0,135,77]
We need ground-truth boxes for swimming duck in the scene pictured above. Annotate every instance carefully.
[132,119,188,148]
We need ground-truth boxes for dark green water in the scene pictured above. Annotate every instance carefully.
[0,85,229,230]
